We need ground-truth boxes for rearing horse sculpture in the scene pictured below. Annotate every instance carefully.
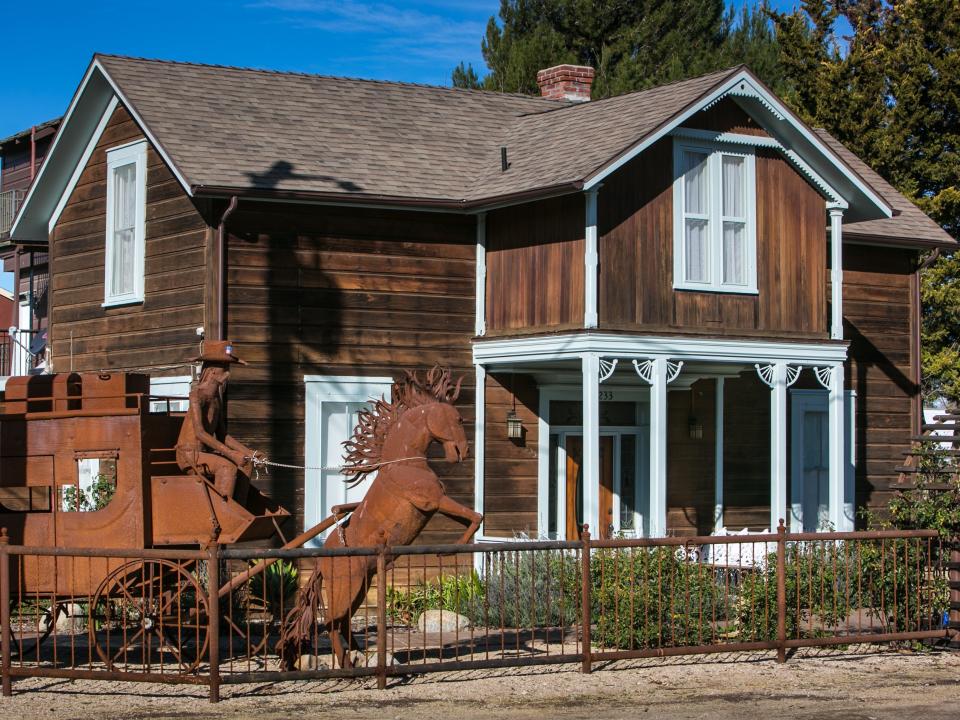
[277,367,483,669]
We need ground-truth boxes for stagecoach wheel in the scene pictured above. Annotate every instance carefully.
[7,603,60,658]
[91,559,209,674]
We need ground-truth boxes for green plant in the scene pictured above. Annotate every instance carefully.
[60,474,115,512]
[886,440,960,542]
[247,559,299,618]
[591,546,729,649]
[473,550,580,628]
[387,571,484,625]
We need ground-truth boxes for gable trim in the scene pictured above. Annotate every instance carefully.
[582,69,891,219]
[48,95,119,233]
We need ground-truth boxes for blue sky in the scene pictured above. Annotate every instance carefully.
[2,0,804,139]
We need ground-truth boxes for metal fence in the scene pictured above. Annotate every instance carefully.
[0,190,26,236]
[0,329,39,377]
[0,525,948,702]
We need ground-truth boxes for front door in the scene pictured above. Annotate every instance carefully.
[564,436,614,539]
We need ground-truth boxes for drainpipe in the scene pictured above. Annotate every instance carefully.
[217,197,239,341]
[29,126,36,183]
[11,246,20,325]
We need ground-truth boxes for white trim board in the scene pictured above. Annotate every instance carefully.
[473,333,849,366]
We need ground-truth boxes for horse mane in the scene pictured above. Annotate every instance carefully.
[341,366,462,485]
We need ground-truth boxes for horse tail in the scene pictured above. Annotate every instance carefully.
[275,564,325,670]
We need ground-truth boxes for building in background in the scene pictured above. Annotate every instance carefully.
[0,118,59,374]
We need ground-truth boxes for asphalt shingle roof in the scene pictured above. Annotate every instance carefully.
[94,54,953,247]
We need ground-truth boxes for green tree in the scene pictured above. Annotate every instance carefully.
[453,0,783,98]
[771,0,960,404]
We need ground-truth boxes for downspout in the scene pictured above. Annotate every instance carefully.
[217,197,239,341]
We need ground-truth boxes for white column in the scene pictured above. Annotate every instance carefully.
[473,363,486,536]
[768,363,788,531]
[648,358,668,537]
[584,189,599,329]
[475,213,487,337]
[830,206,844,340]
[714,377,725,533]
[582,353,600,535]
[828,365,848,530]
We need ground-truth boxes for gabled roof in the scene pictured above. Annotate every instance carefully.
[815,130,954,248]
[13,53,951,250]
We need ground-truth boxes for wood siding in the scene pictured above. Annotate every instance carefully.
[0,135,53,193]
[598,140,827,338]
[842,245,919,518]
[485,194,585,334]
[49,105,209,375]
[224,204,476,539]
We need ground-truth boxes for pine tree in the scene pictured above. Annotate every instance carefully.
[771,0,960,404]
[452,0,783,98]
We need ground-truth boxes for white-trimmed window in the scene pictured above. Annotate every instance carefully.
[303,375,392,545]
[149,375,191,413]
[104,140,147,306]
[673,140,757,293]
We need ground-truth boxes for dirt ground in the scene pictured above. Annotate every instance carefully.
[3,647,959,720]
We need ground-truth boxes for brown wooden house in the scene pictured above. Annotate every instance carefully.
[10,55,956,543]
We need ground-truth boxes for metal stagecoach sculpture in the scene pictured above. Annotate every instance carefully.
[275,366,483,669]
[0,340,480,672]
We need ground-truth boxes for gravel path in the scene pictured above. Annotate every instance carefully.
[3,648,958,719]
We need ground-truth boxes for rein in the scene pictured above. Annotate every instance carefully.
[244,454,426,478]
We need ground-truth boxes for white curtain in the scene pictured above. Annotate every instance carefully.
[683,151,710,282]
[111,162,137,296]
[721,155,746,285]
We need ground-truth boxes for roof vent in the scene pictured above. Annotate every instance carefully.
[536,65,594,103]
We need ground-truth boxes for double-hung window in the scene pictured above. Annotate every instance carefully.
[673,139,757,293]
[104,140,147,306]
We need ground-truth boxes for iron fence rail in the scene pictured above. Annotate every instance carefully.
[0,526,947,703]
[0,190,25,236]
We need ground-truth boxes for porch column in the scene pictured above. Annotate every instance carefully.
[756,363,792,531]
[634,358,673,537]
[584,188,599,329]
[473,363,486,536]
[714,378,725,533]
[826,365,848,530]
[830,206,844,340]
[582,353,600,534]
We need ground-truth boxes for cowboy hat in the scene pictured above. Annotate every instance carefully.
[190,340,247,365]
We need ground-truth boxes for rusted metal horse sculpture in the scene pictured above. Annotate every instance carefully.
[277,367,483,669]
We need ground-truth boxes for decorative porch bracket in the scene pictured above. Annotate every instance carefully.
[632,358,683,537]
[599,358,618,384]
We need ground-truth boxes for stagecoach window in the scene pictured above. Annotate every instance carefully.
[0,486,51,513]
[61,455,117,512]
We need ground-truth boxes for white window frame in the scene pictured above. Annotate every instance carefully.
[149,375,191,413]
[303,375,393,546]
[103,139,147,307]
[672,139,757,294]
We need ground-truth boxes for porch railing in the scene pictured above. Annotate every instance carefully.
[0,525,948,701]
[0,329,38,376]
[0,190,26,236]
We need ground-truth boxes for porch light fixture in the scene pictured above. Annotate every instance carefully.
[506,372,523,439]
[506,409,523,439]
[688,387,703,440]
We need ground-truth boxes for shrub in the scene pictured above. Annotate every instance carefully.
[473,549,580,628]
[590,546,729,649]
[247,559,299,618]
[386,571,484,625]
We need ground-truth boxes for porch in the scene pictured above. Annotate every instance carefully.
[473,334,855,540]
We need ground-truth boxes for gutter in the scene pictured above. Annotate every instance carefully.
[217,197,238,340]
[190,181,585,214]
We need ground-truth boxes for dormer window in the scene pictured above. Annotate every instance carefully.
[672,139,757,293]
[104,140,147,306]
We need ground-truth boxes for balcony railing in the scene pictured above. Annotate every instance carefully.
[0,329,40,376]
[0,189,27,236]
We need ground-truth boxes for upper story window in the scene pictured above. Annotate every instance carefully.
[104,140,147,307]
[672,139,757,294]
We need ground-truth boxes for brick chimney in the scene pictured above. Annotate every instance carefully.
[536,64,594,103]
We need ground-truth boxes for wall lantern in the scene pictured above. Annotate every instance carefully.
[506,409,523,439]
[506,372,523,439]
[688,386,703,440]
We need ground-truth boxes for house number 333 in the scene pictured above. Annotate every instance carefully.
[599,391,615,401]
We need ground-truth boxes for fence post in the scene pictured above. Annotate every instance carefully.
[581,525,592,674]
[207,543,221,703]
[0,528,10,697]
[776,519,786,664]
[376,532,388,690]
